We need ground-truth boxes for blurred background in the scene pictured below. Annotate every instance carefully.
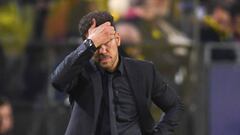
[0,0,240,135]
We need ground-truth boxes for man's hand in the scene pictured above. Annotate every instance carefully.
[87,19,115,48]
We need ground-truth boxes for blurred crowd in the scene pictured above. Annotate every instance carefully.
[0,0,239,52]
[0,0,238,95]
[0,0,240,135]
[199,0,240,42]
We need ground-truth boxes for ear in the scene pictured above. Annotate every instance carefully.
[115,32,121,47]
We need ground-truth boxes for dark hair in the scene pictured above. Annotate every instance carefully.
[0,97,10,106]
[78,11,114,40]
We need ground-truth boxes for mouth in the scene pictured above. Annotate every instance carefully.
[98,55,111,63]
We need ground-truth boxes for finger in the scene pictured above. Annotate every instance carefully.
[107,34,115,42]
[89,18,96,31]
[110,27,115,34]
[108,27,116,35]
[100,21,111,27]
[104,25,114,32]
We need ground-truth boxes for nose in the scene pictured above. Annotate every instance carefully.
[98,45,107,54]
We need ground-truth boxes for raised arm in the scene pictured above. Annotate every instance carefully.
[51,19,115,92]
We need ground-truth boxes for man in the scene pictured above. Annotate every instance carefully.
[51,11,184,135]
[200,3,232,42]
[0,97,13,135]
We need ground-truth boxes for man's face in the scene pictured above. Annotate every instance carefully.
[213,7,232,32]
[0,104,13,134]
[93,33,121,72]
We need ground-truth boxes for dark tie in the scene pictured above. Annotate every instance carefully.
[108,74,118,135]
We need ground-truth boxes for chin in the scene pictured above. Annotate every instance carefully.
[100,63,111,69]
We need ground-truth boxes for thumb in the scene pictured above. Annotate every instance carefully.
[89,18,96,31]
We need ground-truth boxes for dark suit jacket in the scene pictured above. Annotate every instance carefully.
[51,44,184,135]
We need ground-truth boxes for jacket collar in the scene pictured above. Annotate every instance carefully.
[123,57,155,133]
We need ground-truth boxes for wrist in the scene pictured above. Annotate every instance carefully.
[83,38,97,52]
[87,36,102,48]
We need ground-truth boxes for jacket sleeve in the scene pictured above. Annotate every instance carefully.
[151,65,184,135]
[50,41,96,93]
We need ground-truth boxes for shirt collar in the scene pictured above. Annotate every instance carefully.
[116,56,124,75]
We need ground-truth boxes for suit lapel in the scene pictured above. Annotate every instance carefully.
[88,60,103,133]
[123,58,155,134]
[124,59,146,105]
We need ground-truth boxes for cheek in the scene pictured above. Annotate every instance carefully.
[1,115,12,128]
[93,52,99,61]
[112,48,119,57]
